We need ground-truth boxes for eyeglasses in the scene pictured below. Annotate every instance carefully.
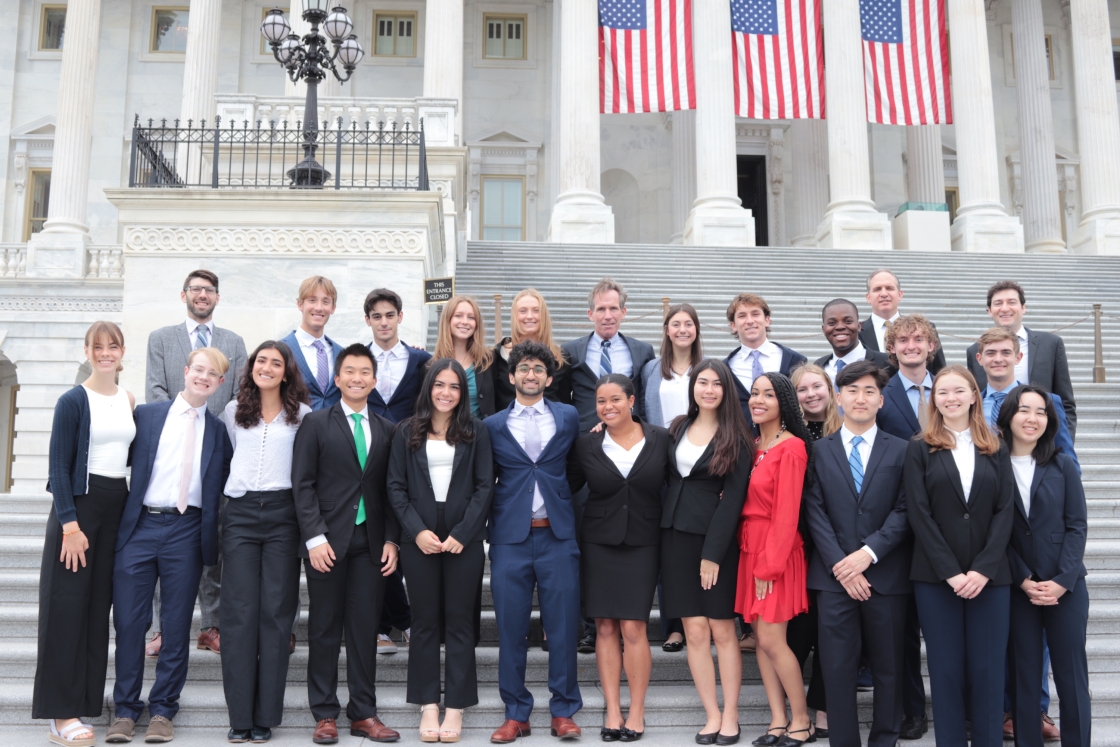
[185,285,218,295]
[188,365,222,380]
[515,365,548,376]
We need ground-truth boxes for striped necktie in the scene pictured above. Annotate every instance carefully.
[849,435,865,493]
[600,340,613,376]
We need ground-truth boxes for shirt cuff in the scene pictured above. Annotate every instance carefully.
[306,534,328,551]
[861,545,878,564]
[385,541,400,549]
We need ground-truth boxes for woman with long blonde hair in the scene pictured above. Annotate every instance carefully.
[434,295,495,417]
[790,364,842,441]
[490,288,570,410]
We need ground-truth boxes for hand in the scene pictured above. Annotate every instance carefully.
[60,522,88,572]
[832,549,873,584]
[841,572,872,601]
[309,542,336,573]
[1033,580,1068,605]
[441,536,465,554]
[1021,579,1058,606]
[946,573,967,593]
[700,559,720,590]
[381,543,399,576]
[589,421,605,434]
[955,571,990,599]
[755,576,773,601]
[416,530,442,554]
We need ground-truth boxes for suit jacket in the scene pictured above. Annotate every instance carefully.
[815,348,894,373]
[474,361,498,418]
[280,330,344,411]
[904,438,1014,585]
[567,422,672,546]
[562,332,656,433]
[366,344,433,424]
[723,343,808,428]
[804,430,912,595]
[386,419,494,545]
[877,371,923,441]
[859,316,947,374]
[116,401,233,566]
[491,340,573,412]
[966,327,1076,436]
[146,323,247,416]
[1006,453,1087,592]
[484,399,581,545]
[661,423,753,563]
[291,404,401,558]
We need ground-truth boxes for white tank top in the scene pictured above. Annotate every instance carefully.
[85,387,135,479]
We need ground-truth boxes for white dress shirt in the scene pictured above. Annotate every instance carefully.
[658,369,691,428]
[222,400,311,497]
[427,439,456,503]
[372,340,410,402]
[294,326,334,379]
[602,432,646,478]
[1011,454,1036,516]
[143,394,207,509]
[185,319,215,349]
[1014,326,1029,384]
[870,312,900,352]
[840,424,880,563]
[948,428,976,502]
[825,342,868,385]
[507,399,557,517]
[675,434,708,478]
[585,333,634,377]
[728,340,782,393]
[306,401,370,551]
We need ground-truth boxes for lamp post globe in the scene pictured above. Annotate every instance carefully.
[324,8,355,42]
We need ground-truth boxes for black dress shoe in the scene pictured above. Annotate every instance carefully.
[621,727,644,742]
[813,728,828,739]
[601,727,622,742]
[696,732,719,745]
[776,726,816,747]
[753,725,789,746]
[250,726,272,743]
[541,638,550,652]
[578,633,597,653]
[716,727,741,745]
[662,640,684,652]
[227,728,251,743]
[899,716,928,740]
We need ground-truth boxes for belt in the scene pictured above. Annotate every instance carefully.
[144,505,201,515]
[530,518,551,528]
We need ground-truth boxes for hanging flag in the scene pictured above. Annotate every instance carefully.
[860,0,953,124]
[599,0,696,114]
[731,0,825,120]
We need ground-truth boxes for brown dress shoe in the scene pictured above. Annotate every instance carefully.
[1041,713,1061,742]
[312,718,338,744]
[551,717,582,739]
[145,634,162,658]
[350,717,400,742]
[197,627,221,653]
[1003,713,1015,740]
[491,719,531,743]
[289,635,296,654]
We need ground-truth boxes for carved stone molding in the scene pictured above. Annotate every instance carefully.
[0,297,123,312]
[123,227,427,256]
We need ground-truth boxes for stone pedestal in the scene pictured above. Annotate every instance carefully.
[817,210,893,250]
[669,111,697,244]
[951,213,1025,253]
[893,210,951,251]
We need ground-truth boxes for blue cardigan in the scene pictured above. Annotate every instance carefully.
[46,386,93,525]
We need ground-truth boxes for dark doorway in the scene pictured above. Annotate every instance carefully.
[737,155,768,246]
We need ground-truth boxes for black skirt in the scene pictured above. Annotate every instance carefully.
[582,541,659,621]
[659,527,739,620]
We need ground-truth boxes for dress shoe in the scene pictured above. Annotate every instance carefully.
[899,715,927,740]
[621,726,644,742]
[662,639,684,652]
[578,633,597,653]
[145,634,162,658]
[249,726,271,743]
[377,633,398,654]
[227,728,251,743]
[197,627,221,653]
[552,717,582,739]
[739,631,757,652]
[716,726,741,745]
[776,726,816,747]
[601,727,622,742]
[144,715,175,743]
[1003,713,1015,740]
[697,732,719,745]
[350,716,400,742]
[289,635,295,654]
[813,728,828,739]
[491,719,531,743]
[752,724,789,746]
[542,637,550,652]
[312,718,338,745]
[106,717,136,743]
[856,667,873,692]
[1041,713,1061,742]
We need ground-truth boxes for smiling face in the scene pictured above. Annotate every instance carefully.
[822,303,861,356]
[596,382,635,427]
[85,334,125,377]
[251,347,286,394]
[978,340,1023,387]
[511,357,552,401]
[865,271,902,319]
[298,289,335,336]
[837,375,883,429]
[891,328,934,370]
[514,295,542,339]
[693,368,725,414]
[1010,391,1048,449]
[366,300,404,349]
[430,367,462,414]
[182,354,225,404]
[749,375,781,426]
[933,372,976,426]
[334,354,377,409]
[449,301,477,343]
[182,280,219,322]
[988,289,1025,332]
[588,290,626,340]
[667,310,697,352]
[730,303,771,348]
[796,371,831,417]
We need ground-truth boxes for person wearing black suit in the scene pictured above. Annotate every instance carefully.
[387,359,493,743]
[996,386,1091,747]
[568,374,672,741]
[492,288,572,410]
[291,344,402,744]
[815,299,893,386]
[804,362,911,747]
[904,365,1014,747]
[859,270,946,375]
[722,293,807,428]
[965,280,1076,438]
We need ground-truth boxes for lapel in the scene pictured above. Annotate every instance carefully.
[823,432,860,501]
[588,430,622,479]
[388,345,422,405]
[573,333,595,378]
[288,333,323,398]
[176,323,194,362]
[451,437,468,478]
[498,403,535,463]
[860,433,890,500]
[885,376,920,433]
[777,344,794,375]
[629,422,659,476]
[934,448,970,510]
[538,398,571,461]
[859,318,879,351]
[1025,327,1039,383]
[1025,460,1047,523]
[331,404,367,473]
[199,410,217,483]
[670,419,715,477]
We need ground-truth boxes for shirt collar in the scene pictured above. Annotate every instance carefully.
[871,312,900,326]
[1017,326,1028,342]
[341,400,367,420]
[902,371,934,390]
[294,326,325,347]
[512,398,549,417]
[187,319,214,334]
[171,393,207,419]
[837,342,866,365]
[986,379,1023,397]
[840,424,877,447]
[373,340,408,359]
[740,339,779,359]
[594,332,620,347]
[951,427,973,445]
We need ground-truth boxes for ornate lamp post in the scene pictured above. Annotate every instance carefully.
[261,2,364,186]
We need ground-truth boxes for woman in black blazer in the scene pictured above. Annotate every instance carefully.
[387,358,493,743]
[997,385,1090,747]
[431,295,497,417]
[660,359,754,744]
[568,374,672,742]
[904,365,1014,747]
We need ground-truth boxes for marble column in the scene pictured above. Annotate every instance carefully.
[946,0,1023,251]
[1069,0,1120,254]
[893,125,951,250]
[423,0,463,101]
[683,0,753,246]
[790,119,829,247]
[815,0,891,249]
[179,0,221,125]
[669,111,697,244]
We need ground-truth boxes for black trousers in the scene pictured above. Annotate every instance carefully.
[220,490,301,729]
[33,475,128,719]
[786,593,826,713]
[305,525,387,722]
[400,510,485,708]
[378,570,412,636]
[902,593,927,718]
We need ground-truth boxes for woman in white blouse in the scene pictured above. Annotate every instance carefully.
[219,341,312,743]
[386,358,494,743]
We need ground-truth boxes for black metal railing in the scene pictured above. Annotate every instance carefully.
[128,115,429,191]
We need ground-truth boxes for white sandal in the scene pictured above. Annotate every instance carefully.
[49,719,95,747]
[420,704,441,743]
[440,708,465,743]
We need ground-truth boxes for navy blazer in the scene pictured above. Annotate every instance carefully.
[484,398,581,545]
[804,430,912,595]
[367,343,433,424]
[878,372,923,441]
[280,330,344,411]
[1007,453,1087,592]
[117,401,233,566]
[724,343,807,429]
[562,332,656,433]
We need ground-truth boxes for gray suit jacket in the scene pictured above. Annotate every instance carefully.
[145,322,248,416]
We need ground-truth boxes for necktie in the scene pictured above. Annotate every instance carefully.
[523,407,542,461]
[378,352,394,402]
[849,435,865,494]
[600,340,613,376]
[178,408,198,514]
[989,391,1007,429]
[750,349,764,384]
[311,339,329,393]
[194,324,209,350]
[351,413,367,525]
[917,385,930,429]
[835,359,846,377]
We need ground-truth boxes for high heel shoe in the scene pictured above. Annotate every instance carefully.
[439,708,464,743]
[752,723,789,746]
[775,726,817,747]
[419,704,440,743]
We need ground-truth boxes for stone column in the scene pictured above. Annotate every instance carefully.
[669,111,697,244]
[1070,0,1120,254]
[179,0,222,125]
[893,125,951,250]
[946,0,1023,251]
[547,0,613,243]
[790,119,829,246]
[683,0,753,246]
[423,0,463,101]
[815,0,891,249]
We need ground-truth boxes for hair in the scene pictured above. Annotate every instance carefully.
[333,342,377,378]
[835,360,888,392]
[790,363,842,437]
[509,289,566,368]
[996,385,1060,465]
[509,340,558,379]
[183,269,219,291]
[187,347,230,376]
[84,321,126,373]
[596,373,636,401]
[865,269,901,293]
[884,314,941,368]
[822,298,860,321]
[920,365,1001,455]
[977,325,1021,354]
[725,293,772,327]
[659,303,704,380]
[754,372,816,491]
[434,295,493,372]
[406,358,476,451]
[588,277,627,310]
[987,280,1026,308]
[235,341,310,428]
[669,359,754,477]
[364,288,403,316]
[297,276,338,305]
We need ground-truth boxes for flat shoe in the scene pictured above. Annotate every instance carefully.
[697,732,719,745]
[621,726,644,742]
[249,726,271,743]
[227,729,251,743]
[601,727,622,742]
[776,726,817,747]
[754,724,790,746]
[717,727,741,745]
[662,640,684,652]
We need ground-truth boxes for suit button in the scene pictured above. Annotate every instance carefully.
[622,504,628,510]
[353,505,358,510]
[963,513,970,519]
[860,538,865,543]
[1026,531,1032,536]
[858,509,863,515]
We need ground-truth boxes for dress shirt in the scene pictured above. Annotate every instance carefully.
[306,401,371,551]
[729,340,782,393]
[674,434,708,478]
[840,424,880,564]
[948,428,976,502]
[659,369,691,428]
[185,319,215,349]
[507,399,557,517]
[142,394,207,509]
[825,342,868,384]
[982,380,1020,428]
[602,431,646,478]
[427,439,456,503]
[585,333,634,377]
[371,340,410,402]
[1010,454,1036,516]
[222,400,311,498]
[294,326,335,379]
[903,371,934,417]
[1014,326,1029,384]
[870,312,900,352]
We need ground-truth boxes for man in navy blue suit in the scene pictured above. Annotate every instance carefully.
[107,348,233,743]
[722,292,807,428]
[484,341,583,743]
[280,276,345,411]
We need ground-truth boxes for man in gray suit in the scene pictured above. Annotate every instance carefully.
[144,269,247,657]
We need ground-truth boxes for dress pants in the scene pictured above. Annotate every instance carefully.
[817,590,908,747]
[490,527,583,722]
[151,495,225,634]
[112,509,205,721]
[32,476,128,719]
[377,570,412,637]
[786,592,826,713]
[220,491,301,730]
[902,593,928,719]
[305,525,387,723]
[914,581,1010,747]
[1010,578,1091,747]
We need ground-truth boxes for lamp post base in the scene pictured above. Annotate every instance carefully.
[287,157,331,188]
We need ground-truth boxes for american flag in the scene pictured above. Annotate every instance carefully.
[731,0,825,120]
[599,0,695,114]
[860,0,952,124]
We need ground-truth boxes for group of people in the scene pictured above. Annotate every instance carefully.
[35,268,1090,747]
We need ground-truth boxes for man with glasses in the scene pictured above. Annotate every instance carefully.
[143,269,247,657]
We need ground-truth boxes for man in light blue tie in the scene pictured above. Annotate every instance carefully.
[280,276,345,412]
[723,293,807,429]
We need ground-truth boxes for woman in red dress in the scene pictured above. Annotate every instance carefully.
[736,372,816,747]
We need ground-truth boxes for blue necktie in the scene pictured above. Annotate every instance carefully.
[849,435,865,493]
[835,359,846,376]
[194,324,209,350]
[750,349,764,384]
[989,391,1007,429]
[600,340,613,376]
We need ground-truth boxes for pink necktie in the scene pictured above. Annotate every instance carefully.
[178,408,198,514]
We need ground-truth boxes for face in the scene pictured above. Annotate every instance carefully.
[891,328,934,369]
[796,372,831,417]
[1010,392,1048,448]
[251,347,286,393]
[298,289,335,335]
[693,368,725,413]
[667,311,697,351]
[748,375,779,425]
[449,301,477,342]
[85,335,124,376]
[430,368,461,414]
[596,383,635,426]
[366,300,403,346]
[588,290,626,339]
[837,375,884,427]
[511,357,553,398]
[182,354,225,401]
[181,277,219,321]
[988,289,1025,331]
[865,272,902,318]
[334,354,377,404]
[730,303,770,347]
[978,341,1023,382]
[933,373,976,423]
[822,303,861,354]
[514,295,542,338]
